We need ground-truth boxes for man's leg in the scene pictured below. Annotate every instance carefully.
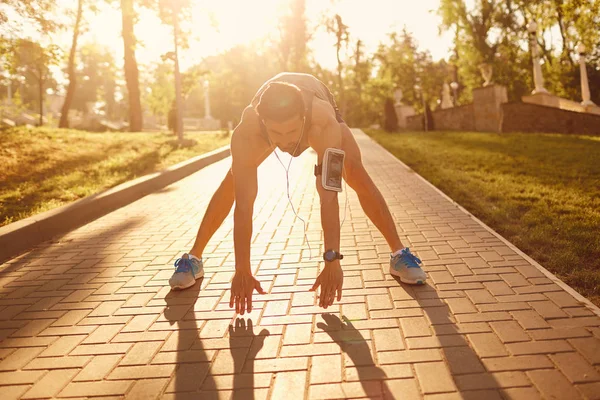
[188,170,235,257]
[170,105,272,290]
[340,124,426,283]
[340,124,403,252]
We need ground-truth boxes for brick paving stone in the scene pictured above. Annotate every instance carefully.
[468,332,509,357]
[511,310,550,330]
[490,321,530,343]
[310,355,342,384]
[400,317,431,338]
[576,382,600,400]
[373,328,405,351]
[125,378,169,400]
[482,355,553,372]
[454,371,530,391]
[21,368,79,399]
[506,340,574,356]
[120,342,162,366]
[550,352,600,383]
[272,371,307,399]
[499,387,543,400]
[414,362,457,394]
[527,369,584,399]
[443,346,485,374]
[568,338,600,364]
[2,129,600,399]
[59,380,133,397]
[73,354,122,381]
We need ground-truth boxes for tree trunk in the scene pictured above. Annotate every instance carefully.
[336,42,344,116]
[38,76,44,126]
[59,0,84,128]
[554,0,574,65]
[121,0,143,132]
[173,10,183,141]
[291,0,306,71]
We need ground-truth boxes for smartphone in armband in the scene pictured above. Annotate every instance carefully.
[322,148,345,192]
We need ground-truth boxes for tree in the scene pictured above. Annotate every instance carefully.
[275,0,311,72]
[156,0,193,141]
[325,14,350,116]
[9,39,60,125]
[59,0,85,128]
[120,0,143,131]
[70,43,118,117]
[437,0,600,103]
[144,62,175,123]
[0,0,61,37]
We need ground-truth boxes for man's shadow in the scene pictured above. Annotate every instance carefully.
[318,278,504,398]
[318,313,392,398]
[164,279,216,397]
[229,318,269,400]
[392,277,502,397]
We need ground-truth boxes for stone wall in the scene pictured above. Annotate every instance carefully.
[501,102,600,135]
[405,104,475,131]
[406,114,424,130]
[431,104,475,131]
[473,85,507,132]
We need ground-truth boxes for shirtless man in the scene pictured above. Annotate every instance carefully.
[169,72,426,314]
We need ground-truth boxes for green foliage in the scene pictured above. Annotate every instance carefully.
[0,126,231,227]
[438,0,600,104]
[143,62,175,119]
[374,30,449,113]
[0,0,61,35]
[366,129,600,306]
[276,0,310,72]
[3,39,61,118]
[71,43,119,116]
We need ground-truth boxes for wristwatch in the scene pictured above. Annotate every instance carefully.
[323,249,344,262]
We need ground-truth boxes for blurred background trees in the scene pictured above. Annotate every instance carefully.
[0,0,598,130]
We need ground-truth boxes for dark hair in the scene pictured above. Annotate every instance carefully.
[255,82,305,122]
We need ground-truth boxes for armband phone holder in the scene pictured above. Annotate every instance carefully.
[320,148,345,192]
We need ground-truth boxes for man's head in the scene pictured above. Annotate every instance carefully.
[256,82,305,155]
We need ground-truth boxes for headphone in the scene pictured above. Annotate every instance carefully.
[266,115,348,260]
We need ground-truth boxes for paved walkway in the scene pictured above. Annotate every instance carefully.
[1,129,599,399]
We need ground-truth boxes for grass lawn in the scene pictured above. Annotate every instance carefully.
[0,127,231,228]
[365,129,600,306]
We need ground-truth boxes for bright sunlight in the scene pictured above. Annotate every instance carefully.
[78,0,452,71]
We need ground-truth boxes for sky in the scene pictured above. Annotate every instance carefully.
[74,0,454,72]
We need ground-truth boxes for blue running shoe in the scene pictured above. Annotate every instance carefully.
[169,253,204,290]
[390,248,426,285]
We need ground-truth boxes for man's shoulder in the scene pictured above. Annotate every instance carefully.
[311,97,337,127]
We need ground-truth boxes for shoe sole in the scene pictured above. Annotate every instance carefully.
[390,268,426,285]
[169,270,205,291]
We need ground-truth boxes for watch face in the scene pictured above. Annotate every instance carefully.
[324,250,335,261]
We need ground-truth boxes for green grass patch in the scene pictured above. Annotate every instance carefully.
[0,126,230,227]
[365,129,600,306]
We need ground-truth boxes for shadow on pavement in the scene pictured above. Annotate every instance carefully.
[229,318,270,399]
[318,313,393,398]
[0,218,143,295]
[163,280,216,398]
[397,279,504,398]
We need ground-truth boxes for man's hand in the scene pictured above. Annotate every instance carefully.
[229,271,266,315]
[310,261,343,309]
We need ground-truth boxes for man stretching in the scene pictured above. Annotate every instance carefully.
[169,72,426,314]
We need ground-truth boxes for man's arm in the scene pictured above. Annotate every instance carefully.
[229,107,270,314]
[309,113,344,308]
[314,118,343,253]
[231,130,257,274]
